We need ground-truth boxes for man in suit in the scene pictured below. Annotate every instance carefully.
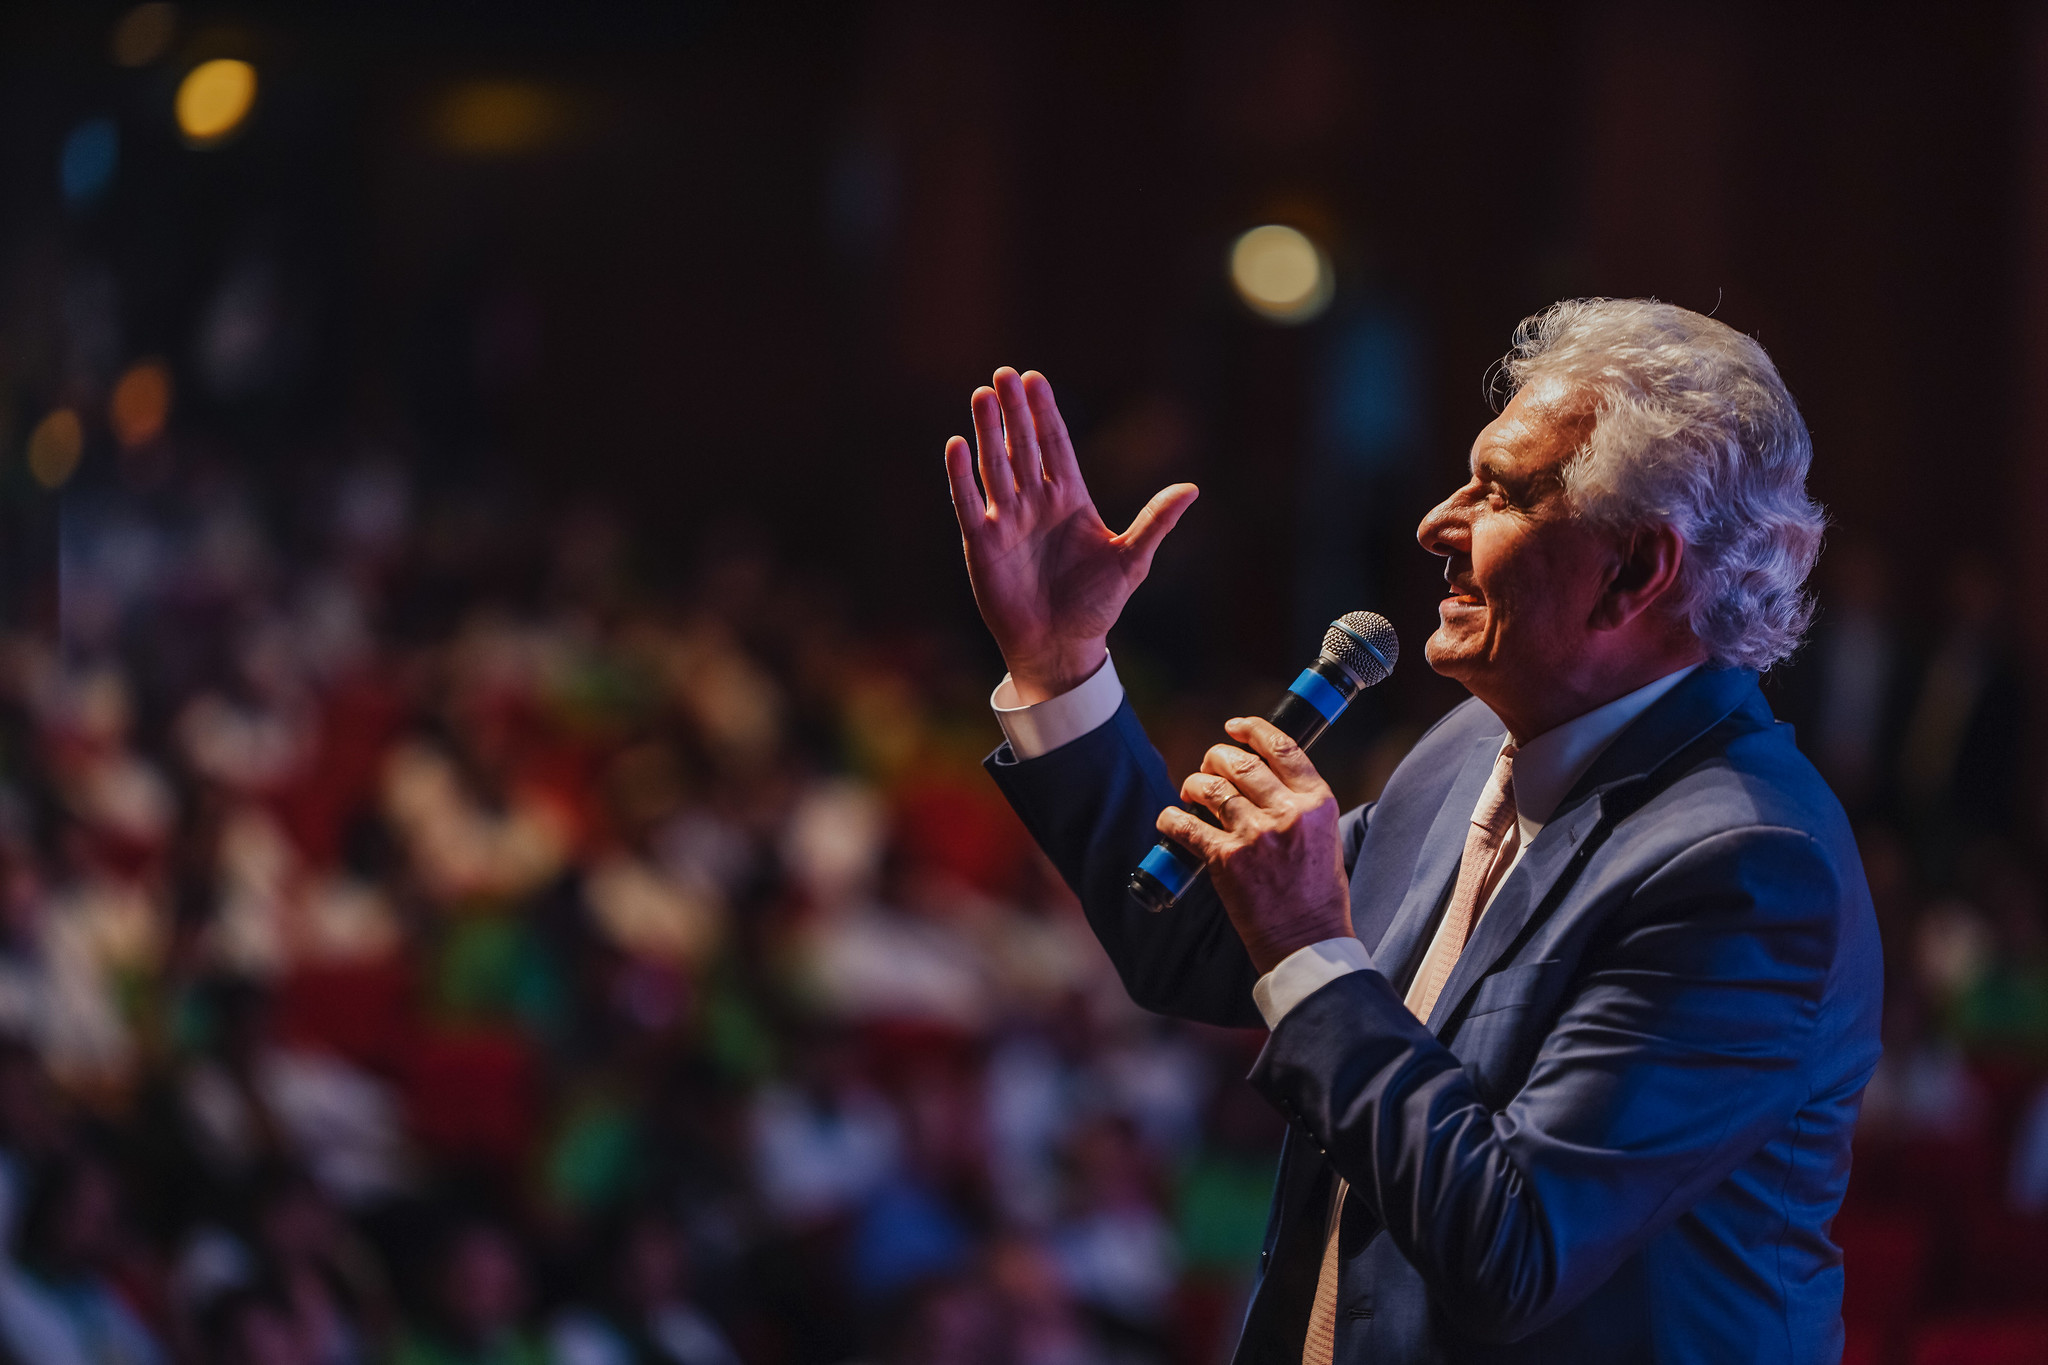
[942,299,1882,1363]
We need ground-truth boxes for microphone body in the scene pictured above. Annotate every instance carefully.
[1127,612,1397,913]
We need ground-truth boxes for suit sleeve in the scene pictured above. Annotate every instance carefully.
[987,697,1374,1030]
[1247,823,1840,1342]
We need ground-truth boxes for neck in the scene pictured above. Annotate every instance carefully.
[1474,644,1705,744]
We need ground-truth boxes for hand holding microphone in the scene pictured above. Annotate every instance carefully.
[1131,611,1396,916]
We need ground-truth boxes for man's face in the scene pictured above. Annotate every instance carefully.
[1417,384,1617,704]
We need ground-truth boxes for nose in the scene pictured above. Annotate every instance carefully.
[1417,490,1467,559]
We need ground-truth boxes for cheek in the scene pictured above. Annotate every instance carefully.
[1474,519,1582,617]
[1469,529,1522,610]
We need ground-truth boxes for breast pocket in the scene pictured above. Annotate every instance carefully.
[1454,960,1567,1105]
[1464,959,1564,1019]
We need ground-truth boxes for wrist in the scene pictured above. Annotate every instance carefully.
[1004,638,1109,705]
[1246,909,1355,976]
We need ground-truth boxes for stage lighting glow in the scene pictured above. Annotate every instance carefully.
[176,59,256,145]
[435,81,566,156]
[1230,224,1334,324]
[27,409,84,489]
[110,360,173,448]
[112,4,177,67]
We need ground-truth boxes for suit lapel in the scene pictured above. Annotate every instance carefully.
[1423,666,1768,1031]
[1427,795,1604,1034]
[1363,733,1499,992]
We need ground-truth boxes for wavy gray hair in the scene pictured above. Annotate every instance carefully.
[1498,298,1825,671]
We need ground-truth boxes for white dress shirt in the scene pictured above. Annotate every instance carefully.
[992,654,1699,1029]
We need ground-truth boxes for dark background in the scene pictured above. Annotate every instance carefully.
[12,3,2033,709]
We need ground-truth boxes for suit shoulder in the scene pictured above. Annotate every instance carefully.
[1675,719,1846,833]
[1625,716,1862,896]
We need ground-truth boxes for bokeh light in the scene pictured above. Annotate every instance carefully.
[1229,223,1334,324]
[176,58,257,145]
[59,117,118,207]
[111,3,178,67]
[26,408,84,489]
[109,359,173,448]
[434,80,568,156]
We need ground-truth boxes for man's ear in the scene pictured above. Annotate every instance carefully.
[1592,523,1685,631]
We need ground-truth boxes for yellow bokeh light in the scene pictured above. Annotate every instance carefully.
[110,360,174,448]
[1229,224,1334,324]
[176,58,257,145]
[111,3,178,67]
[434,81,567,156]
[27,409,85,489]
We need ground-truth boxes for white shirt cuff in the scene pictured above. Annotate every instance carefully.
[990,652,1124,760]
[1252,937,1373,1029]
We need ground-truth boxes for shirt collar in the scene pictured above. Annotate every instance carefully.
[1504,664,1700,827]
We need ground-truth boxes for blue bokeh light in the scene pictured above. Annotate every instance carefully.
[60,116,118,206]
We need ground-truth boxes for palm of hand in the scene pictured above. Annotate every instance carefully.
[946,369,1197,697]
[970,499,1127,648]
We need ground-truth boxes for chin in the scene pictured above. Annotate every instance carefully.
[1422,630,1477,679]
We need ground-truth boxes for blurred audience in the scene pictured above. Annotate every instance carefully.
[13,445,2048,1365]
[0,451,1275,1365]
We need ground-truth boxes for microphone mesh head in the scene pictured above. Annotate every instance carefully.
[1322,611,1399,688]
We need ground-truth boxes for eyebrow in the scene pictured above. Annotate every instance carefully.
[1471,451,1514,484]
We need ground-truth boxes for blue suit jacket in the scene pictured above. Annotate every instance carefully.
[986,666,1882,1364]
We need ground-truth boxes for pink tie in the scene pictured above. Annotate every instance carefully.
[1301,744,1519,1365]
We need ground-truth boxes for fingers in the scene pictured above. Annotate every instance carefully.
[993,368,1046,492]
[1156,806,1227,861]
[1117,483,1200,570]
[1223,717,1325,794]
[1200,741,1287,805]
[944,437,986,539]
[971,387,1016,512]
[1180,770,1255,828]
[1021,371,1082,486]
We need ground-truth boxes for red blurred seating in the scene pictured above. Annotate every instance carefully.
[1911,1314,2048,1365]
[1838,1208,1930,1338]
[401,1026,539,1172]
[274,956,418,1075]
[1954,1207,2048,1309]
[1841,1325,1882,1365]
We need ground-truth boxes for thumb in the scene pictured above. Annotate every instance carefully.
[1116,483,1199,571]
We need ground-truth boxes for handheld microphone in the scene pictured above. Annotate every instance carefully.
[1127,610,1398,913]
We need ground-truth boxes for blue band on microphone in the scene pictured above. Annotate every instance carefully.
[1288,668,1349,723]
[1139,842,1200,896]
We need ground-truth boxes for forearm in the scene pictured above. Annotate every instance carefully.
[1251,828,1835,1340]
[1251,971,1574,1339]
[987,699,1265,1028]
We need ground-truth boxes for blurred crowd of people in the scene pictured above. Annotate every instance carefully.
[12,441,2048,1365]
[0,450,1284,1365]
[1771,545,2048,1362]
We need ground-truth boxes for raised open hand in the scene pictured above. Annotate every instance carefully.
[945,368,1198,702]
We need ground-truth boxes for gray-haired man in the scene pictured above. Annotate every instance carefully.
[949,299,1882,1363]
